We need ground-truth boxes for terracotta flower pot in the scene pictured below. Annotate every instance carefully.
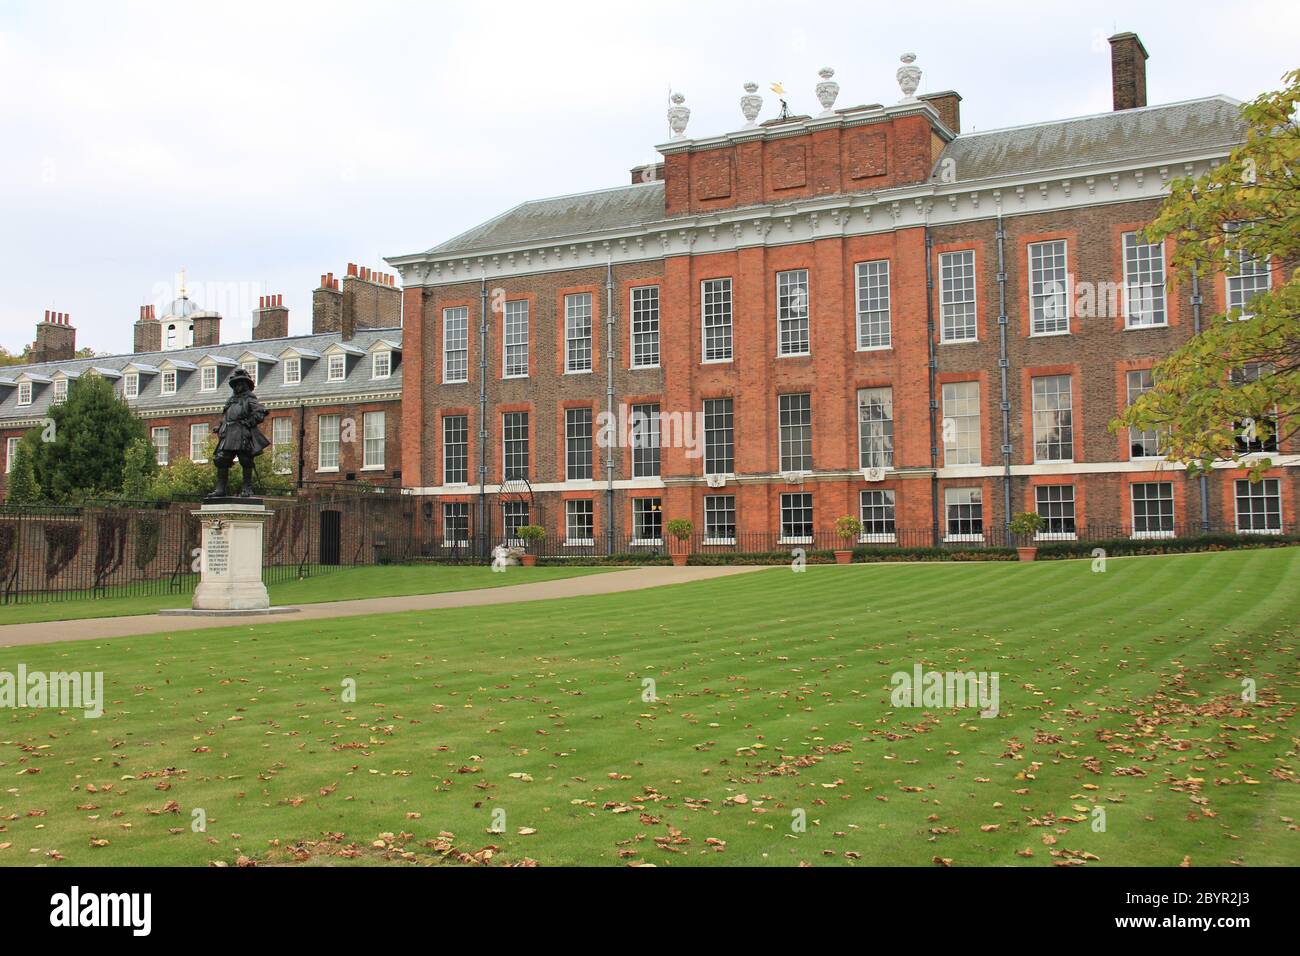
[1016,546,1037,562]
[670,553,688,566]
[834,549,853,565]
[520,554,537,567]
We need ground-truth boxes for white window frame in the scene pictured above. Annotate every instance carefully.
[854,260,891,350]
[123,373,139,400]
[283,357,301,386]
[1122,232,1167,328]
[859,489,897,543]
[317,413,341,471]
[443,307,469,383]
[701,277,733,363]
[52,378,68,405]
[1034,484,1077,541]
[442,502,471,548]
[565,499,595,546]
[503,299,529,378]
[5,437,19,474]
[939,250,978,343]
[778,393,812,473]
[565,407,594,481]
[703,494,736,545]
[1125,368,1162,460]
[857,387,893,469]
[327,353,346,382]
[776,269,810,356]
[160,370,177,395]
[17,381,33,406]
[1028,239,1070,336]
[631,497,663,546]
[502,411,529,482]
[442,415,469,485]
[703,397,734,477]
[778,492,814,544]
[200,365,218,391]
[630,286,660,369]
[151,426,170,467]
[1130,481,1175,538]
[372,350,392,380]
[272,416,293,475]
[941,381,981,467]
[1235,478,1282,534]
[944,487,984,542]
[362,411,385,470]
[1031,374,1074,463]
[189,423,209,463]
[564,292,593,374]
[1226,249,1271,319]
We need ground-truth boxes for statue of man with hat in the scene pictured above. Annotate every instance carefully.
[206,367,270,498]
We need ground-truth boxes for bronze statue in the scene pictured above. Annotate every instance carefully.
[207,367,269,498]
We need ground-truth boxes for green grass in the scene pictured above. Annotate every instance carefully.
[0,564,612,625]
[1,549,1297,867]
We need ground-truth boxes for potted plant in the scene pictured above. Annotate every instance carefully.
[515,525,546,566]
[665,518,693,566]
[833,515,862,564]
[1009,511,1046,561]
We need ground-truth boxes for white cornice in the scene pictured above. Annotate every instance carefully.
[390,150,1230,289]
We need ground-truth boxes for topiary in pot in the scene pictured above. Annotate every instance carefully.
[665,518,693,566]
[833,515,862,564]
[515,525,546,565]
[1009,511,1046,561]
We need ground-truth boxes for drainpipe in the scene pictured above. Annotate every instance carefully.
[1191,263,1210,532]
[605,260,616,553]
[924,228,940,546]
[478,275,489,558]
[995,207,1013,538]
[296,403,306,489]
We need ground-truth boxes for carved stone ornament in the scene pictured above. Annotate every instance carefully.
[896,53,921,102]
[667,92,691,139]
[740,82,762,128]
[815,67,839,115]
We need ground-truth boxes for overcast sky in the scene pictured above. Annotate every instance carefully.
[1,0,1295,356]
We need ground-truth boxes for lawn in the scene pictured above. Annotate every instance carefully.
[0,564,612,625]
[1,549,1296,867]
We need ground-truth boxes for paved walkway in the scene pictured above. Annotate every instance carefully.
[0,565,768,648]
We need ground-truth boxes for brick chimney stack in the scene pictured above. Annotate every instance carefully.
[134,304,161,353]
[252,294,289,340]
[1109,32,1149,111]
[313,264,401,339]
[312,273,343,334]
[30,311,77,363]
[192,310,221,347]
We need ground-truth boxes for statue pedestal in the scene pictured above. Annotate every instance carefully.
[159,500,298,618]
[185,500,280,613]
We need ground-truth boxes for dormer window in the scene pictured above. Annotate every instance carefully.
[53,379,68,404]
[17,381,32,406]
[328,354,346,382]
[283,357,301,385]
[161,370,178,395]
[372,350,392,379]
[201,365,217,391]
[124,372,140,399]
[241,361,259,387]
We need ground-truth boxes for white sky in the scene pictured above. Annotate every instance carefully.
[1,0,1296,356]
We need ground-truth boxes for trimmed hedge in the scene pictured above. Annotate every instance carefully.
[1033,532,1300,560]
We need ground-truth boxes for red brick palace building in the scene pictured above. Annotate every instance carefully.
[2,33,1294,552]
[386,34,1296,549]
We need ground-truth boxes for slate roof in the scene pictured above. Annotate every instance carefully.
[0,327,403,424]
[932,96,1246,184]
[428,182,667,255]
[406,96,1245,259]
